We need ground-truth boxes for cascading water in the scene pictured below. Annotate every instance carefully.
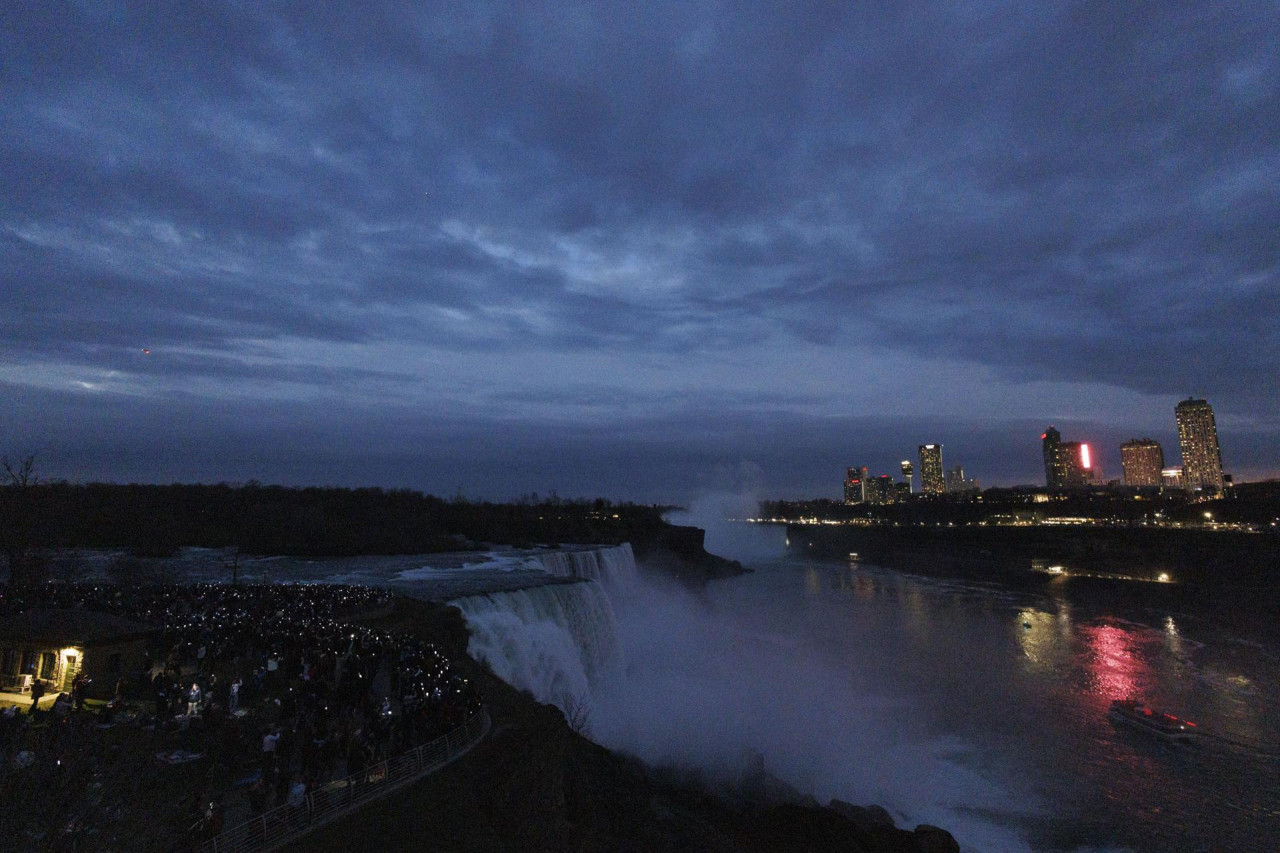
[451,577,623,709]
[533,543,639,594]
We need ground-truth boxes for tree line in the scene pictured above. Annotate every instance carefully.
[1,464,673,588]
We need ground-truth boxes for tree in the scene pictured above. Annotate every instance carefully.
[1,455,45,590]
[562,692,592,737]
[223,548,245,585]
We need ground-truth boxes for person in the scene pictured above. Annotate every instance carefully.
[287,777,306,809]
[154,674,169,718]
[28,677,44,714]
[187,682,202,716]
[72,672,87,712]
[229,677,242,713]
[247,775,268,816]
[262,728,279,755]
[203,797,224,839]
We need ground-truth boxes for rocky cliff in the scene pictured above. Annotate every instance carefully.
[629,524,748,588]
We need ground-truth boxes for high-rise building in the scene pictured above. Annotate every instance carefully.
[900,460,914,493]
[845,469,903,504]
[1042,427,1068,488]
[1120,438,1164,487]
[1060,441,1095,487]
[1176,398,1225,493]
[1161,466,1183,489]
[865,475,898,505]
[843,466,869,504]
[945,465,979,494]
[1044,427,1096,488]
[918,444,944,494]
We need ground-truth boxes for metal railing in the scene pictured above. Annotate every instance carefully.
[201,707,490,853]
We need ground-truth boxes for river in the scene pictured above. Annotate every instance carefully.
[603,520,1279,852]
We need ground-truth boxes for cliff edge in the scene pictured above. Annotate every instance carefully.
[630,524,748,588]
[292,597,956,853]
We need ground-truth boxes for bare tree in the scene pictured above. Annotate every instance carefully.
[1,455,36,489]
[563,692,592,737]
[223,548,244,585]
[1,455,45,590]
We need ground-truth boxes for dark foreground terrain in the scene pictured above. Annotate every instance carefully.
[291,596,958,853]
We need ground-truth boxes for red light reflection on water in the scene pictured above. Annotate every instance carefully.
[1082,623,1148,698]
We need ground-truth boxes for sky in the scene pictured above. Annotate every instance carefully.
[2,2,1278,502]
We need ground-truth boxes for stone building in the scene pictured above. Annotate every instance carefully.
[0,609,156,700]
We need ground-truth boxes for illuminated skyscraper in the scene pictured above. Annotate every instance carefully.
[844,466,868,504]
[1176,398,1225,493]
[918,444,944,494]
[900,460,914,492]
[1060,441,1095,487]
[865,475,898,504]
[1042,427,1067,488]
[1044,427,1094,488]
[1120,438,1164,487]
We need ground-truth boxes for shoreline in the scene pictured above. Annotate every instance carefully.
[784,522,1280,609]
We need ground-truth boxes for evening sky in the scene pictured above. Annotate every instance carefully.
[3,2,1277,500]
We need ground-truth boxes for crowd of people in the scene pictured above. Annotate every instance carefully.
[0,582,484,849]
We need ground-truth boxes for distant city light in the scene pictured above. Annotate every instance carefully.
[1080,443,1091,469]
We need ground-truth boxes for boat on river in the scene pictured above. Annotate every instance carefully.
[1109,699,1198,740]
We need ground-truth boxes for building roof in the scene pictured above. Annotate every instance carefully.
[0,609,158,647]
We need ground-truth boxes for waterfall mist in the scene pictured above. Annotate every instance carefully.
[452,527,1040,851]
[667,490,787,565]
[593,570,1035,852]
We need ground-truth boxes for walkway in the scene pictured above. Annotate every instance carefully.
[202,706,491,853]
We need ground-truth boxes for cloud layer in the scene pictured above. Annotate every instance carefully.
[3,3,1277,497]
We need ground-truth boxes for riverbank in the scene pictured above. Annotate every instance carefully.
[785,522,1280,611]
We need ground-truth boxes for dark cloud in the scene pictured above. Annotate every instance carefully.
[2,2,1278,493]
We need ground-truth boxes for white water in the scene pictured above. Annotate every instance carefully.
[451,580,622,708]
[533,543,639,594]
[448,544,638,707]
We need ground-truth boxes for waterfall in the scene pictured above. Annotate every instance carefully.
[534,543,639,594]
[451,579,623,709]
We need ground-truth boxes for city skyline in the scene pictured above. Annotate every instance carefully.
[2,4,1278,502]
[842,396,1250,501]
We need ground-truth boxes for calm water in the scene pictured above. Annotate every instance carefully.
[702,551,1280,852]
